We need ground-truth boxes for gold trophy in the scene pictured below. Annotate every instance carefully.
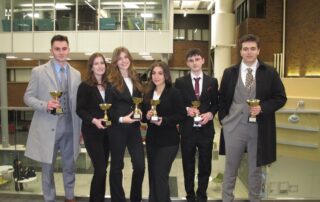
[246,99,260,123]
[50,91,63,115]
[192,100,202,127]
[99,103,112,126]
[132,97,143,120]
[150,99,161,122]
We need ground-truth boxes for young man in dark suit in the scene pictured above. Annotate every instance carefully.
[175,48,219,202]
[218,34,287,202]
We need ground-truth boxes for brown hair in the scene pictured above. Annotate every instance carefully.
[144,61,172,103]
[185,48,204,60]
[85,52,108,87]
[239,34,260,49]
[51,34,69,47]
[107,46,143,92]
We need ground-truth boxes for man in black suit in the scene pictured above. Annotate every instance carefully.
[175,48,219,202]
[218,34,287,202]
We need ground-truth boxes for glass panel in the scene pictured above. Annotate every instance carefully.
[202,29,209,41]
[34,0,54,31]
[193,29,201,40]
[0,0,11,32]
[100,0,121,30]
[145,0,168,30]
[123,0,145,30]
[78,0,98,30]
[187,29,193,41]
[55,0,75,31]
[12,0,33,31]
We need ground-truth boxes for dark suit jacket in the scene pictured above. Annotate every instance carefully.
[142,86,186,147]
[76,82,108,135]
[175,73,219,137]
[218,61,287,166]
[107,82,142,127]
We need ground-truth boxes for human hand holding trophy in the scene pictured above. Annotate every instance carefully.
[192,100,202,127]
[49,91,63,115]
[99,103,112,127]
[132,97,143,120]
[150,99,161,123]
[246,99,260,123]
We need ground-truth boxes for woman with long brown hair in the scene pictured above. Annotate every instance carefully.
[142,61,185,202]
[76,52,109,202]
[106,47,145,202]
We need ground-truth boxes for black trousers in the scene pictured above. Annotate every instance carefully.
[146,144,178,202]
[181,129,213,201]
[108,124,145,202]
[83,130,109,202]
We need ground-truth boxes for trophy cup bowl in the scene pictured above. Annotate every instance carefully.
[191,100,202,127]
[150,99,161,122]
[99,103,112,126]
[246,99,260,123]
[49,91,63,115]
[132,97,143,120]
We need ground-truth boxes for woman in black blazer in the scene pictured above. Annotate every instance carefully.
[76,53,109,202]
[107,47,145,202]
[142,61,186,202]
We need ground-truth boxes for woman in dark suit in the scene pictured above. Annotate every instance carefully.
[107,47,145,202]
[76,52,109,202]
[142,61,186,202]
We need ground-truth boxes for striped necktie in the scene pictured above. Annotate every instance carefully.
[245,68,254,88]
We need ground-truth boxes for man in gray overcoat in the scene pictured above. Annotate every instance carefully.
[24,34,81,202]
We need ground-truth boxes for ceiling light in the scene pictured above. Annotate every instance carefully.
[6,55,17,59]
[183,10,188,17]
[123,3,139,9]
[139,52,150,56]
[207,1,215,10]
[84,0,96,11]
[22,58,32,61]
[141,13,153,18]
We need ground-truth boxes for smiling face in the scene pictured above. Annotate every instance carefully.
[91,56,106,79]
[151,66,165,87]
[116,51,131,72]
[50,40,70,65]
[240,41,260,66]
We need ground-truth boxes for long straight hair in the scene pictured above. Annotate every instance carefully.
[107,46,143,93]
[85,52,108,88]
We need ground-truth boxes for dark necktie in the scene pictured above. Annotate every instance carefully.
[245,68,253,88]
[194,77,200,100]
[60,67,67,90]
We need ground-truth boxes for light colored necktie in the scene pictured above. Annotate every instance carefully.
[60,67,67,90]
[245,68,254,88]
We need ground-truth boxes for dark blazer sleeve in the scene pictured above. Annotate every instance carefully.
[76,82,94,124]
[174,78,189,109]
[161,87,186,127]
[207,77,219,116]
[257,67,287,114]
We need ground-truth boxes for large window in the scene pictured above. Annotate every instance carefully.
[55,0,76,31]
[34,0,54,31]
[0,0,11,32]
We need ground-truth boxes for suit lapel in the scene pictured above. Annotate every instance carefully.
[185,74,197,101]
[200,75,209,100]
[44,61,58,90]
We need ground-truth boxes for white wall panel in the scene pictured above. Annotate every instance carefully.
[122,31,144,53]
[0,33,12,52]
[34,32,55,52]
[146,31,171,53]
[13,33,33,52]
[99,31,122,52]
[77,32,99,53]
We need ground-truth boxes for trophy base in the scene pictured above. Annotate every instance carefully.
[51,108,63,115]
[132,113,142,120]
[248,117,257,123]
[193,116,202,127]
[150,116,159,123]
[102,120,111,127]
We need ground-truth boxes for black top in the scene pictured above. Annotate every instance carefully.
[76,82,108,135]
[142,86,186,147]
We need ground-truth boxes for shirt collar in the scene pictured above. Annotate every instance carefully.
[52,59,68,73]
[241,59,258,75]
[190,71,203,80]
